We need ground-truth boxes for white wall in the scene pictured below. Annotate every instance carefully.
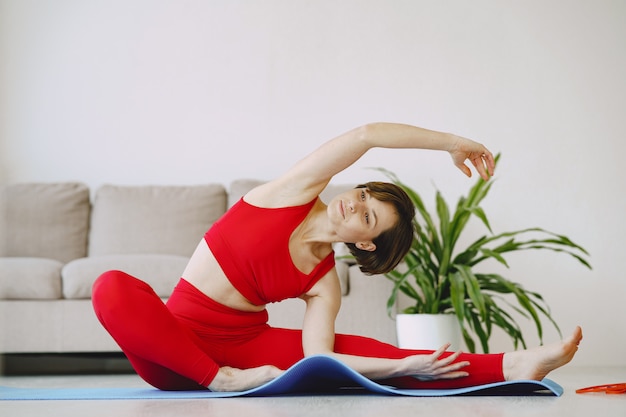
[1,0,624,366]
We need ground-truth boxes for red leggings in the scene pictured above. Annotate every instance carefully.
[92,270,504,391]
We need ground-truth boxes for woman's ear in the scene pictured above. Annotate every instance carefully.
[355,241,376,252]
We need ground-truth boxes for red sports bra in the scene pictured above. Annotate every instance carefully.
[204,197,335,305]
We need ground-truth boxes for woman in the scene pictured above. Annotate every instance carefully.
[92,122,582,392]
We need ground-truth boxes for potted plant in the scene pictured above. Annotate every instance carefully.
[376,158,591,353]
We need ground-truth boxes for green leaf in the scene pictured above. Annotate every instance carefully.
[468,308,490,353]
[468,206,493,234]
[449,272,466,323]
[456,265,487,321]
[479,248,510,268]
[436,191,453,276]
[461,327,476,353]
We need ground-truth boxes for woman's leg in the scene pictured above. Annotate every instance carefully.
[92,270,219,390]
[334,333,504,388]
[219,326,503,389]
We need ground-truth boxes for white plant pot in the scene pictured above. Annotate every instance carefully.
[396,314,462,351]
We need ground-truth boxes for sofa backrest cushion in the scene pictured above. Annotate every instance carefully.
[228,179,264,207]
[88,184,227,257]
[0,182,90,263]
[229,179,356,207]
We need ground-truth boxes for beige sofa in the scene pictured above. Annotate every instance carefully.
[0,181,397,355]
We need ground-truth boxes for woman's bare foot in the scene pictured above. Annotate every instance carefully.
[502,326,583,381]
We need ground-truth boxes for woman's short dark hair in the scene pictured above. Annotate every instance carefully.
[345,182,415,275]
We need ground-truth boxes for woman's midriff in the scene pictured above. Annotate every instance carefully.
[181,240,266,313]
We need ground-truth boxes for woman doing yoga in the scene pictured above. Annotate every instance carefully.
[92,122,582,392]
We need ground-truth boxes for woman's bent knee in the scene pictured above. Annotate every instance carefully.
[92,270,146,298]
[91,270,148,317]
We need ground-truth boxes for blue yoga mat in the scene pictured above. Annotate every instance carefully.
[0,355,563,400]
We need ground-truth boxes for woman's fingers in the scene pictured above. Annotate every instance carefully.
[470,152,495,180]
[405,344,472,381]
[430,344,465,366]
[437,348,461,363]
[413,356,470,381]
[433,350,470,373]
[409,346,471,380]
[435,359,470,374]
[431,343,452,358]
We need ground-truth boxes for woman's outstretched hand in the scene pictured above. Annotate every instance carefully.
[402,344,470,381]
[448,135,495,181]
[208,364,284,392]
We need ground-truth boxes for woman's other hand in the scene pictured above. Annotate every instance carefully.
[208,364,283,392]
[402,344,471,381]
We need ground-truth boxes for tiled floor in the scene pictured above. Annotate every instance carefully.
[1,366,625,417]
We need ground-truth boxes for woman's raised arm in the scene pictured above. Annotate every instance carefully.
[247,123,495,207]
[292,123,494,189]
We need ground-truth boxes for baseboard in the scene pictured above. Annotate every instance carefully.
[0,353,134,376]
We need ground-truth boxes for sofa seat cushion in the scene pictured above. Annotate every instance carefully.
[63,254,189,299]
[0,257,63,299]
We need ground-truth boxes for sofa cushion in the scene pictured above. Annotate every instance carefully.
[0,182,90,263]
[228,179,264,207]
[0,258,63,299]
[88,184,227,257]
[228,180,355,207]
[63,254,189,299]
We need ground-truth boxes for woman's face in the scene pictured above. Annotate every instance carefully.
[328,188,398,251]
